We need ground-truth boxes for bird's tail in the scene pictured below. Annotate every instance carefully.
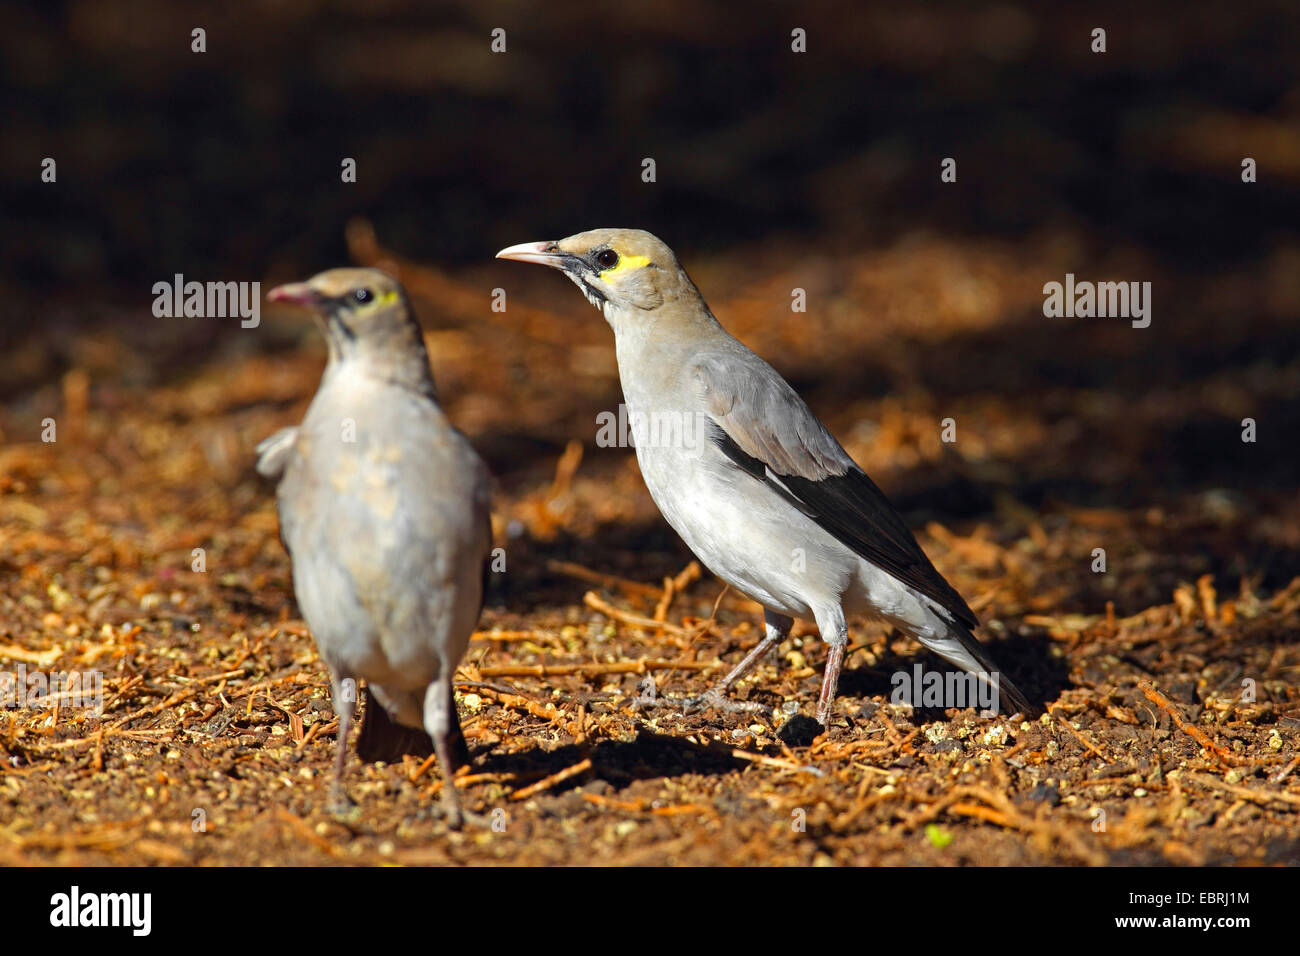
[915,623,1035,717]
[356,685,471,767]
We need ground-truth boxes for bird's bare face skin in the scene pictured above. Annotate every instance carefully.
[498,228,689,317]
[269,268,412,351]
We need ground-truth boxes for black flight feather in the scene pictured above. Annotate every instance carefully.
[707,420,978,629]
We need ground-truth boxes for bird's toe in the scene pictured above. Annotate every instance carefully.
[325,782,361,823]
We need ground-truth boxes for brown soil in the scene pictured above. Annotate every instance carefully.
[1,226,1297,866]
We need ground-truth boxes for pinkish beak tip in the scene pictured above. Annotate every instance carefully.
[495,241,566,267]
[267,283,317,306]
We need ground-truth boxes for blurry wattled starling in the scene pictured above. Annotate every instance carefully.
[257,268,492,826]
[498,230,1031,726]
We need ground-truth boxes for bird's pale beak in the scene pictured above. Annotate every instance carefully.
[267,282,323,307]
[495,241,568,269]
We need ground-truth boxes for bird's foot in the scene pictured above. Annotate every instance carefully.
[628,675,669,711]
[326,782,362,823]
[814,702,833,728]
[629,693,680,711]
[452,807,494,829]
[437,802,464,830]
[683,687,773,718]
[432,793,491,830]
[629,685,772,719]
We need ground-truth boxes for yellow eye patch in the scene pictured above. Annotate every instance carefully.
[600,254,651,280]
[344,288,399,309]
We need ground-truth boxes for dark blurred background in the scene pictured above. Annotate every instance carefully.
[5,1,1298,303]
[2,1,1298,561]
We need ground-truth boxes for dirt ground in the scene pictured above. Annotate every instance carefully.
[1,224,1298,866]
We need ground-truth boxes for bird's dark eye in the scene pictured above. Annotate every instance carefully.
[595,249,619,270]
[353,288,373,304]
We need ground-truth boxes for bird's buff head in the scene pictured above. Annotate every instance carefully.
[496,228,705,323]
[268,267,436,396]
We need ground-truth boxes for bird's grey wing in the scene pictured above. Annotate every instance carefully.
[255,426,298,480]
[693,352,978,629]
